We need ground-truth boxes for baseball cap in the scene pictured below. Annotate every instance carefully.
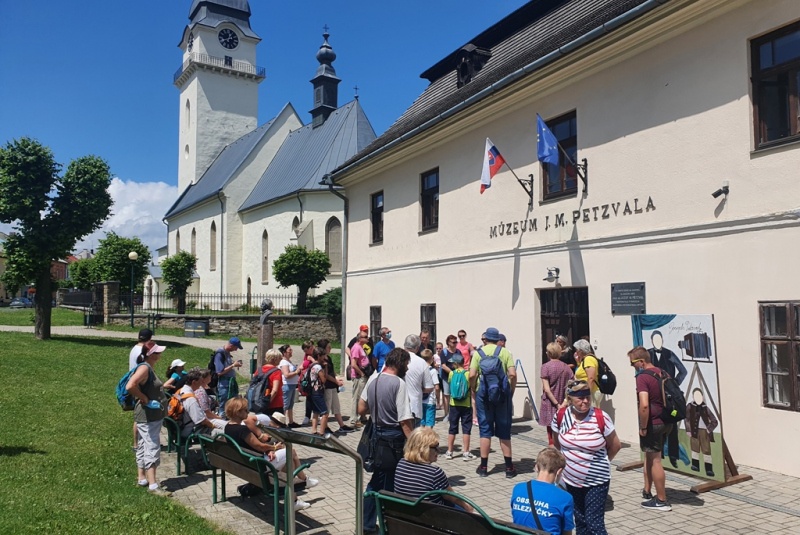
[170,359,186,368]
[484,327,501,341]
[138,328,153,342]
[359,324,369,332]
[229,336,244,350]
[144,340,167,356]
[450,353,465,364]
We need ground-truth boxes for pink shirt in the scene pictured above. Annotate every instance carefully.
[456,341,473,368]
[350,343,369,378]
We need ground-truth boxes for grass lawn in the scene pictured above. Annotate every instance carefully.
[0,332,230,534]
[0,307,85,327]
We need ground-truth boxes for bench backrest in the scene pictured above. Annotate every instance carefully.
[198,434,278,491]
[375,491,546,535]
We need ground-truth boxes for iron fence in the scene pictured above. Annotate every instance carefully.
[121,292,298,316]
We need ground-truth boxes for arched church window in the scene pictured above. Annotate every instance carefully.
[262,230,269,283]
[210,221,217,271]
[326,217,342,273]
[247,277,252,305]
[191,228,196,256]
[185,99,191,130]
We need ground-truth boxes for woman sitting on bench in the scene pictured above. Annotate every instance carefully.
[394,428,474,512]
[223,397,319,511]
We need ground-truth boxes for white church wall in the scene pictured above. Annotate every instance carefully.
[168,199,222,294]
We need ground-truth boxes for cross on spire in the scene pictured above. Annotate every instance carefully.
[323,24,330,34]
[354,85,359,100]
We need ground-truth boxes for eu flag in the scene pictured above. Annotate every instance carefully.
[536,114,560,166]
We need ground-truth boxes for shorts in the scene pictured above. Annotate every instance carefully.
[324,387,341,415]
[421,404,437,427]
[691,428,712,455]
[475,393,512,440]
[310,391,328,416]
[137,420,162,470]
[283,384,297,411]
[640,423,673,453]
[264,447,287,471]
[448,405,473,435]
[441,377,451,396]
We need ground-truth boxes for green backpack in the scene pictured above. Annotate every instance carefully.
[450,369,470,402]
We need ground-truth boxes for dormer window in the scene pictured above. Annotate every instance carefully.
[188,32,194,52]
[456,44,492,88]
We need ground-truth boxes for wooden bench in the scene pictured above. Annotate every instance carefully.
[197,434,310,535]
[368,490,548,535]
[162,416,202,475]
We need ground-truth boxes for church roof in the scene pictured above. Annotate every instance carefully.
[239,99,376,212]
[164,114,280,219]
[187,0,259,39]
[334,0,655,174]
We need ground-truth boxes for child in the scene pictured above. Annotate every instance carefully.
[163,359,187,393]
[444,353,474,460]
[510,448,574,535]
[308,347,330,437]
[420,349,439,428]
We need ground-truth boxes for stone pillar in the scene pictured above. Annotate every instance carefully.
[56,288,67,306]
[103,281,120,323]
[257,323,273,371]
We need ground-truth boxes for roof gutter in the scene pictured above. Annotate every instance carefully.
[330,0,671,182]
[216,190,225,295]
[322,174,349,376]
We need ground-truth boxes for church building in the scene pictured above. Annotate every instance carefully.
[331,0,800,477]
[161,0,375,301]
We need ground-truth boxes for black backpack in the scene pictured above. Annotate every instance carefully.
[594,357,617,395]
[246,367,281,413]
[208,350,223,390]
[641,369,687,424]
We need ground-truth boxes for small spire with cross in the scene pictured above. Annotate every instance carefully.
[323,24,330,36]
[354,85,359,100]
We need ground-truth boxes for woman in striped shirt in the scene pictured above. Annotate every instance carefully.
[552,379,621,535]
[393,428,474,512]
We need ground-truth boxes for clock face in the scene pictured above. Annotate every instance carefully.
[218,29,239,50]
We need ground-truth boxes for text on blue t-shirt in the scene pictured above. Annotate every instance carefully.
[510,480,575,535]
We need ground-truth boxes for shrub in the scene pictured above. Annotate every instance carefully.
[307,286,342,318]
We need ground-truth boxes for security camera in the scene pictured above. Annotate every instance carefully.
[711,181,730,199]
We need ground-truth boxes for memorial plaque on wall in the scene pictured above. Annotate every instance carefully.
[611,282,646,315]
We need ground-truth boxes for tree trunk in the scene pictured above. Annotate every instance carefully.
[297,287,308,314]
[34,270,52,340]
[177,293,187,315]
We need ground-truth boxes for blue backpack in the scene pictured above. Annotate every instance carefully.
[449,369,470,402]
[117,363,151,411]
[477,346,508,404]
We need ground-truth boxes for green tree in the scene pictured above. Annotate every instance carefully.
[0,138,112,339]
[68,257,99,290]
[92,232,151,295]
[272,245,331,314]
[307,286,342,318]
[160,251,196,314]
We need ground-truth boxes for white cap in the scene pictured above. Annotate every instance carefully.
[170,359,186,368]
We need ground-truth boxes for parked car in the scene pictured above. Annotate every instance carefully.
[9,298,33,309]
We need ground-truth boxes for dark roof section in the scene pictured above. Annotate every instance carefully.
[336,0,652,172]
[240,100,376,212]
[188,0,259,39]
[164,113,281,219]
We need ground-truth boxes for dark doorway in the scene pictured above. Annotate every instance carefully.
[540,288,590,361]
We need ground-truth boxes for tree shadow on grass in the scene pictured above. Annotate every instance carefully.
[53,335,192,350]
[0,445,47,457]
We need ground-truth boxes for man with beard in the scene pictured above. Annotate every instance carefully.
[359,348,413,534]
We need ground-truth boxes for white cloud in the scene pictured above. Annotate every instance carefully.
[1,178,176,257]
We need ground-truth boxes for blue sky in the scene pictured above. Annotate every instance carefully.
[0,0,527,250]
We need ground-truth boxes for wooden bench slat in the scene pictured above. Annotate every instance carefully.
[206,452,269,489]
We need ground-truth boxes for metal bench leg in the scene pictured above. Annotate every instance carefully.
[220,470,226,502]
[211,468,218,504]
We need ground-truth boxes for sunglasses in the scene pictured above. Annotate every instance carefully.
[458,334,466,337]
[630,359,644,367]
[571,393,591,400]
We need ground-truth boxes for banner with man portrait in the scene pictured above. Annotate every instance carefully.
[632,314,725,482]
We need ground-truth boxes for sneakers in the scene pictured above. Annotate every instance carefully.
[476,466,488,477]
[301,417,310,426]
[288,422,302,429]
[294,499,311,512]
[306,477,320,488]
[147,486,173,497]
[136,479,149,488]
[339,425,354,432]
[444,451,453,460]
[463,452,476,461]
[505,466,518,479]
[641,497,672,511]
[642,490,653,500]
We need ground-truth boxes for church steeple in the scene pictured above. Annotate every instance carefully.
[310,28,341,128]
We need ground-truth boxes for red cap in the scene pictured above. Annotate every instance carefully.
[360,324,369,332]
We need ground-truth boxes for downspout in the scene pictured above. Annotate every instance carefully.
[330,0,671,181]
[216,190,224,295]
[324,175,349,376]
[296,191,304,223]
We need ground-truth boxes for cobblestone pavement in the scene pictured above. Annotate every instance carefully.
[154,398,800,535]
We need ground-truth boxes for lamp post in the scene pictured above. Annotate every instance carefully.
[128,251,138,328]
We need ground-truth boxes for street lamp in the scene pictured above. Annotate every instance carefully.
[128,251,138,328]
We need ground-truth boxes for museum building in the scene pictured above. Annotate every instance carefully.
[330,0,800,477]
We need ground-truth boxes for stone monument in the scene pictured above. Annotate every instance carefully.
[257,299,274,370]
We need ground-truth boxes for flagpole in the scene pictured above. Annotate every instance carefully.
[503,159,534,210]
[556,143,588,194]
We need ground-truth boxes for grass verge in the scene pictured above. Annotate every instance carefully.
[0,332,230,534]
[0,307,85,327]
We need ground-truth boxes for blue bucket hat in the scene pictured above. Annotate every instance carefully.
[484,327,501,342]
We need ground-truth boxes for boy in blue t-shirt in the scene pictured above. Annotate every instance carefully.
[511,448,574,535]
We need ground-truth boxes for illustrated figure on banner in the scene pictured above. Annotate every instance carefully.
[647,331,687,468]
[685,387,718,477]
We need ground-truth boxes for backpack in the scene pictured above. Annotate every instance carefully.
[641,369,687,424]
[477,346,508,404]
[556,406,606,436]
[246,367,281,413]
[116,363,151,411]
[449,369,470,402]
[208,350,223,390]
[298,365,317,397]
[582,356,617,395]
[167,391,196,419]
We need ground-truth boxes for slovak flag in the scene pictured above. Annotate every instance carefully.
[480,138,506,194]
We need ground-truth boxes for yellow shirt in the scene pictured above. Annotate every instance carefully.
[575,355,599,392]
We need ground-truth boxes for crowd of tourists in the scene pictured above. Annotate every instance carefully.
[124,324,678,535]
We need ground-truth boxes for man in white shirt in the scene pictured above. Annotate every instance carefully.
[129,328,153,370]
[403,334,435,425]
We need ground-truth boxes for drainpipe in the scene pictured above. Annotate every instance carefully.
[296,191,304,223]
[323,174,348,376]
[216,191,224,295]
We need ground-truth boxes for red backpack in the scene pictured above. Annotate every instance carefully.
[556,406,606,436]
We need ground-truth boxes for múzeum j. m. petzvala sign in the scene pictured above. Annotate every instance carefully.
[489,197,655,238]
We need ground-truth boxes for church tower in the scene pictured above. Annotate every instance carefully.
[309,30,341,128]
[174,0,264,193]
